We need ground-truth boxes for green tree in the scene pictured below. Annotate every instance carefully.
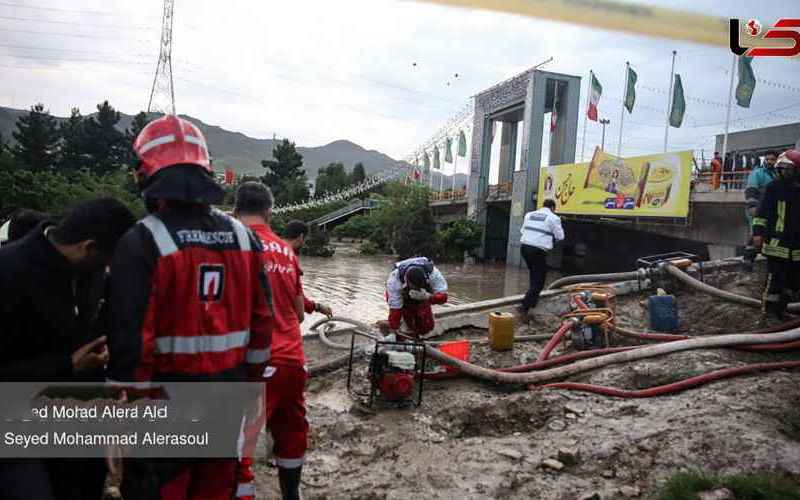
[82,100,127,174]
[125,111,151,165]
[58,107,85,171]
[350,162,366,184]
[440,219,483,261]
[315,162,348,197]
[12,103,60,170]
[261,139,308,205]
[368,183,438,258]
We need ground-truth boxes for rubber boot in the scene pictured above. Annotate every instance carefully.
[765,297,787,322]
[278,466,302,500]
[742,247,756,272]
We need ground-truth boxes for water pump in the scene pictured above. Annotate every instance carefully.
[370,350,416,402]
[347,335,426,407]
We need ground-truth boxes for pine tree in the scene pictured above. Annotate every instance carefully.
[350,162,366,184]
[58,107,85,171]
[83,100,127,174]
[12,103,60,170]
[261,139,308,204]
[125,111,150,165]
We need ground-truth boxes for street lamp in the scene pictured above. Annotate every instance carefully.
[599,118,610,151]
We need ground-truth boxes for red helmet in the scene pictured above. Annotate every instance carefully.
[133,114,212,181]
[779,149,800,167]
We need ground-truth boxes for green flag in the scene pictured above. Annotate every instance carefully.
[457,130,467,157]
[624,66,637,113]
[736,56,756,108]
[669,73,685,128]
[433,147,440,170]
[445,138,453,163]
[423,152,430,169]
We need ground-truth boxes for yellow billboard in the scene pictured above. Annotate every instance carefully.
[538,148,693,218]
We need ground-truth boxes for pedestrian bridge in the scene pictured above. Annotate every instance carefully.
[310,199,379,230]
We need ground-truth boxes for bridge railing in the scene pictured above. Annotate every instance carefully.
[692,170,750,192]
[486,182,513,199]
[309,198,378,226]
[430,188,467,202]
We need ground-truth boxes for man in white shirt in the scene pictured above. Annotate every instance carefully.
[518,199,564,317]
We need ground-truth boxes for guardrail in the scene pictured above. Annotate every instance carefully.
[693,170,750,192]
[430,189,468,202]
[309,199,378,226]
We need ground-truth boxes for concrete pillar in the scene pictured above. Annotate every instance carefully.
[498,121,518,185]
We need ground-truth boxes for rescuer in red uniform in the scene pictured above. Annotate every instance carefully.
[234,182,309,500]
[383,257,448,338]
[107,116,273,500]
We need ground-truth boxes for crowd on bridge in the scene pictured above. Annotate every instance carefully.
[0,114,798,500]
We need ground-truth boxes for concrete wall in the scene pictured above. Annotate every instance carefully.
[714,122,800,154]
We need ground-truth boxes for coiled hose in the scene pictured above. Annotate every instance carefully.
[547,270,646,290]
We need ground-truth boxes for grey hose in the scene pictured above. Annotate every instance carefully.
[547,270,646,290]
[310,316,380,350]
[663,264,800,312]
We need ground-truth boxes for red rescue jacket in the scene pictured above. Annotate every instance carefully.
[108,207,273,382]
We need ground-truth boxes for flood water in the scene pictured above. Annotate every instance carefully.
[298,248,532,333]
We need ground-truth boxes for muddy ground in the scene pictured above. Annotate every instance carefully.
[253,263,800,499]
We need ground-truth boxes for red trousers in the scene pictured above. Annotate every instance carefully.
[401,302,435,337]
[264,364,308,468]
[159,460,237,500]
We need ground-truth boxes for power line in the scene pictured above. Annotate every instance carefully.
[0,1,121,15]
[0,14,152,30]
[0,27,144,40]
[0,42,152,58]
[0,53,150,66]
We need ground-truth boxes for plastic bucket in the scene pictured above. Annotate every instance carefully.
[438,340,471,373]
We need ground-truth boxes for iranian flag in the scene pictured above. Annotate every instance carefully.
[587,72,602,122]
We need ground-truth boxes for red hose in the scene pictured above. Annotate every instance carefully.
[425,346,641,380]
[532,360,800,397]
[537,322,572,362]
[573,295,589,310]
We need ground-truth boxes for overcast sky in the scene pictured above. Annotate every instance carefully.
[1,0,797,170]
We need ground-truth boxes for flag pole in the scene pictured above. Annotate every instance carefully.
[439,146,445,193]
[664,50,677,152]
[581,70,592,162]
[452,140,458,194]
[721,53,736,162]
[617,62,629,157]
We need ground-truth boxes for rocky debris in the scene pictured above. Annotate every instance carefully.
[548,419,567,431]
[541,458,565,471]
[577,492,601,500]
[618,485,641,497]
[698,488,734,500]
[557,447,580,465]
[497,448,523,460]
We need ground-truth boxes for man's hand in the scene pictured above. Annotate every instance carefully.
[408,289,431,301]
[748,206,758,217]
[374,320,395,335]
[316,303,333,318]
[71,336,109,373]
[752,236,763,253]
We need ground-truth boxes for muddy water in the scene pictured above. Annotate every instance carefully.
[298,248,532,333]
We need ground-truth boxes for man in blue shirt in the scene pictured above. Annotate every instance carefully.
[743,151,778,270]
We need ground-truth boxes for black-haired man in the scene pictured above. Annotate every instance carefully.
[518,198,564,318]
[6,208,49,244]
[0,197,136,500]
[282,219,333,318]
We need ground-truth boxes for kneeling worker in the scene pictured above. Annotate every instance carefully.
[384,257,448,338]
